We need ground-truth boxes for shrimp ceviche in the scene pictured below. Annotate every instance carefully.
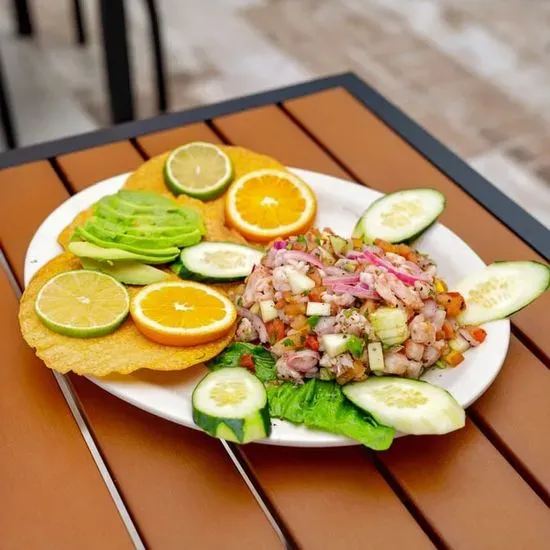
[232,229,487,385]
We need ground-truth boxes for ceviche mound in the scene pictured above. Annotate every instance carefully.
[231,229,487,385]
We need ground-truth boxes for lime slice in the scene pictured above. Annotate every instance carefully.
[35,270,130,338]
[163,142,233,199]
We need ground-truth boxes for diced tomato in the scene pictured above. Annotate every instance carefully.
[239,354,255,371]
[443,350,464,367]
[442,320,455,339]
[275,300,285,310]
[282,291,293,303]
[436,330,445,340]
[308,286,325,302]
[437,292,465,318]
[305,334,320,351]
[266,319,285,344]
[468,326,487,343]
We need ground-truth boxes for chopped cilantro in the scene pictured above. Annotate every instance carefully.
[296,235,306,244]
[315,236,321,245]
[236,297,243,306]
[306,315,321,329]
[283,338,294,347]
[346,335,365,358]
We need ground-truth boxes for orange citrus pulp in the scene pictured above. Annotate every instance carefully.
[131,281,237,346]
[225,169,316,242]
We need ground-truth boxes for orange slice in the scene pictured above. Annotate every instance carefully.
[225,169,317,242]
[131,281,237,346]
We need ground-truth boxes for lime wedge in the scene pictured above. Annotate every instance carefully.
[35,270,130,338]
[163,142,233,199]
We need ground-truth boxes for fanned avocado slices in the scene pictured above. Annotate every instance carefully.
[71,189,205,264]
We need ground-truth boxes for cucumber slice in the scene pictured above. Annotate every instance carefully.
[321,334,350,357]
[369,307,409,345]
[455,261,550,325]
[192,367,271,444]
[353,188,445,243]
[284,267,315,293]
[343,377,465,435]
[177,242,264,282]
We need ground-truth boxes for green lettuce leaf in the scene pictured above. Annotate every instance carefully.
[267,379,395,451]
[206,342,277,382]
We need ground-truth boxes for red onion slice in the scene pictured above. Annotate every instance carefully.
[322,275,360,286]
[361,249,432,284]
[332,284,380,299]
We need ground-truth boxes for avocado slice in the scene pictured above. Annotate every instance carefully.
[117,189,177,208]
[85,218,202,248]
[89,216,190,237]
[95,199,199,228]
[69,241,178,264]
[80,258,169,285]
[75,227,180,257]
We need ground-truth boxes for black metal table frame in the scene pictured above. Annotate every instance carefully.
[0,71,547,261]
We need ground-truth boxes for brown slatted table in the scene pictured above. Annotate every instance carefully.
[1,73,548,550]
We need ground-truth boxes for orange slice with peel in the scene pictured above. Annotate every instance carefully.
[131,281,237,346]
[225,169,317,242]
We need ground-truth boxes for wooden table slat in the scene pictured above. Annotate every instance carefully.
[383,419,550,549]
[0,268,134,550]
[0,147,281,550]
[284,88,550,362]
[0,162,69,286]
[57,142,144,193]
[205,105,550,549]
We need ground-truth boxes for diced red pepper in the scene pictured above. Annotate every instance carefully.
[308,286,325,302]
[442,320,455,339]
[239,354,255,371]
[437,292,466,318]
[468,326,487,343]
[443,350,464,367]
[305,334,320,351]
[266,319,285,344]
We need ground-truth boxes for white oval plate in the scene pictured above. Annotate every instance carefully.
[24,168,510,447]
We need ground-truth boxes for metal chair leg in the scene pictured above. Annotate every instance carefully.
[143,0,169,113]
[12,0,34,36]
[99,0,135,124]
[72,0,87,46]
[0,56,18,149]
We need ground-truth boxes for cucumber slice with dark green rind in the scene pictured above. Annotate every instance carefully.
[69,241,177,264]
[353,188,446,244]
[176,241,265,282]
[192,367,271,444]
[343,377,465,435]
[455,260,550,325]
[75,227,180,257]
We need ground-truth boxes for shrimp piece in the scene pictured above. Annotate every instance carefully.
[272,266,291,293]
[374,273,400,307]
[383,352,409,375]
[242,265,274,307]
[404,339,424,361]
[388,275,423,309]
[335,310,367,336]
[322,291,355,307]
[409,314,436,344]
[422,345,442,367]
[314,316,338,335]
[406,361,424,379]
[235,318,258,342]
